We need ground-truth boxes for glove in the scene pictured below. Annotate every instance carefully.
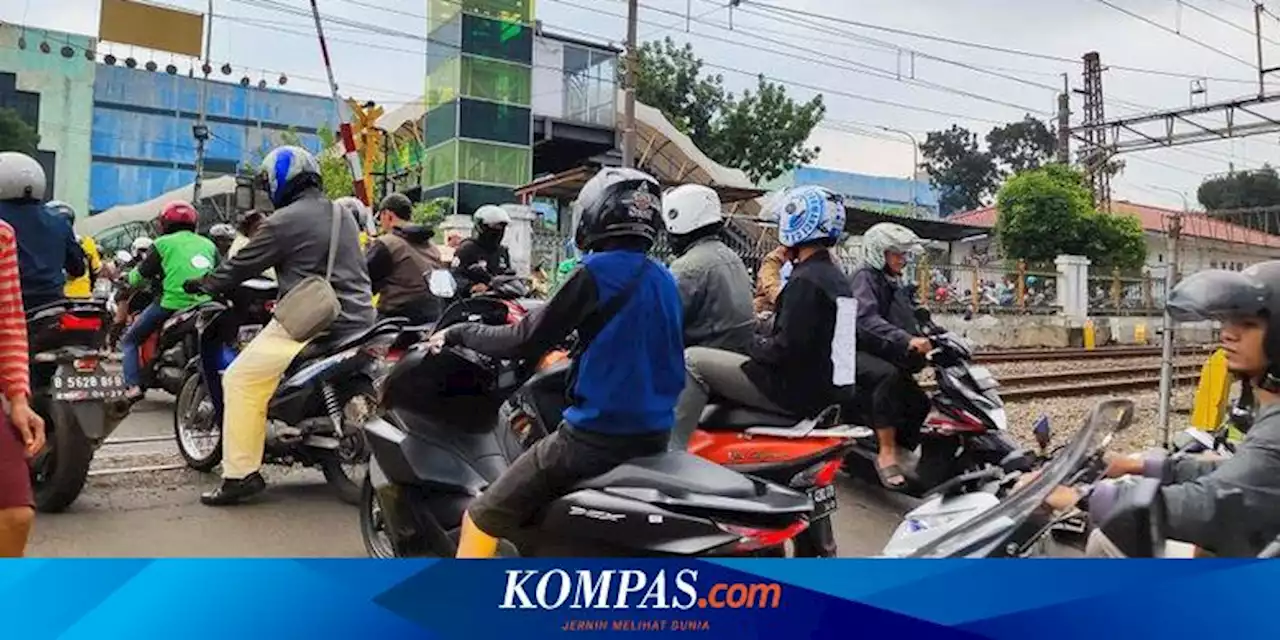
[182,279,204,294]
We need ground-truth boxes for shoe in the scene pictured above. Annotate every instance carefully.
[200,472,267,506]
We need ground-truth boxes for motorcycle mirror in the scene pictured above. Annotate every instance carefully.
[427,269,457,298]
[1032,414,1052,452]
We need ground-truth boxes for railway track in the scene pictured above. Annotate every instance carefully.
[974,345,1212,363]
[924,363,1203,400]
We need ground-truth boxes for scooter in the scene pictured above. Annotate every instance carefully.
[134,305,201,396]
[361,283,815,558]
[173,278,400,504]
[842,307,1035,496]
[27,298,131,512]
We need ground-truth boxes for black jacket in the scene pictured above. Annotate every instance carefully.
[451,237,513,294]
[850,265,923,366]
[742,251,856,417]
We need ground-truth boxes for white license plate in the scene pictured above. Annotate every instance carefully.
[808,484,838,520]
[52,368,126,401]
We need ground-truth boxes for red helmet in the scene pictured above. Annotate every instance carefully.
[159,200,198,233]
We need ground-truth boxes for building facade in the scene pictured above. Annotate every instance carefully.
[766,166,941,219]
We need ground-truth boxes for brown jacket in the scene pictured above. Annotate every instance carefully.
[366,224,445,314]
[753,246,842,314]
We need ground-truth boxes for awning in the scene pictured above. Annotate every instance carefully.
[844,208,991,242]
[78,175,241,238]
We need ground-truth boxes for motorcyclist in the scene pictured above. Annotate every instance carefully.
[208,223,236,259]
[335,196,374,251]
[229,210,275,280]
[452,204,513,296]
[849,222,932,492]
[366,192,445,324]
[670,185,856,450]
[1041,262,1280,557]
[187,145,374,506]
[47,201,100,300]
[660,184,754,354]
[428,168,684,558]
[0,152,86,310]
[111,236,156,347]
[120,201,218,400]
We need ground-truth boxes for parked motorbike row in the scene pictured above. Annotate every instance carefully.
[31,266,1215,559]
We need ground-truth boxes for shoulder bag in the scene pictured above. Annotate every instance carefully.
[272,202,343,341]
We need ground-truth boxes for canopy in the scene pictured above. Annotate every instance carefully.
[78,175,240,238]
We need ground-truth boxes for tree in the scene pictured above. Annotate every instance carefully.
[920,125,1000,216]
[412,198,452,230]
[0,108,39,155]
[243,127,353,201]
[986,115,1055,175]
[633,37,824,183]
[1197,166,1280,233]
[995,164,1145,268]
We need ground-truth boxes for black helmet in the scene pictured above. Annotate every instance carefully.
[1167,261,1280,387]
[571,168,663,252]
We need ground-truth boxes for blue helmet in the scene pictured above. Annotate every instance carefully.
[257,146,321,208]
[771,185,846,248]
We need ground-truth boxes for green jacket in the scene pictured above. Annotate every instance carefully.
[128,230,217,310]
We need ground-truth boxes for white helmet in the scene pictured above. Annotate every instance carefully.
[861,222,924,270]
[0,152,46,201]
[661,184,723,236]
[334,196,373,235]
[131,236,154,253]
[474,204,511,229]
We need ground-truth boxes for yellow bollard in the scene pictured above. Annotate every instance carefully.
[1134,323,1147,344]
[1083,319,1096,350]
[1190,349,1231,430]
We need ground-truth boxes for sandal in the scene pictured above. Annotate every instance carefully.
[876,463,908,492]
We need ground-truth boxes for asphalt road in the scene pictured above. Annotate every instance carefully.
[27,395,915,558]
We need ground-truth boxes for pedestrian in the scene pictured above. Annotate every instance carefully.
[0,219,44,557]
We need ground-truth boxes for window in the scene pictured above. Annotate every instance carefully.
[458,99,530,145]
[561,45,617,127]
[426,57,460,109]
[462,13,532,64]
[458,140,530,185]
[424,100,458,148]
[460,56,531,105]
[421,140,459,188]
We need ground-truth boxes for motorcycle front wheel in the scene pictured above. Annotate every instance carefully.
[360,475,398,558]
[173,372,222,472]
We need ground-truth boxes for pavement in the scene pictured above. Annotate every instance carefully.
[26,394,917,558]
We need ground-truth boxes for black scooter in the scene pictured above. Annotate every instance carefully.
[27,298,130,512]
[360,294,815,558]
[173,279,400,504]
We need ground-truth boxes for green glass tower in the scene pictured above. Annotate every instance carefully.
[423,0,534,215]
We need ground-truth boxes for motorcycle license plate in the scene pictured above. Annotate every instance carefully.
[52,366,126,401]
[808,484,838,520]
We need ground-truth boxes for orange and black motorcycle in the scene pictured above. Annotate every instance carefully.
[500,351,861,557]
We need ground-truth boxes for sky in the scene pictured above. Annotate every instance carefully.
[5,0,1280,211]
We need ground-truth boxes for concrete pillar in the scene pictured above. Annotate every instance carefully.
[1055,254,1091,322]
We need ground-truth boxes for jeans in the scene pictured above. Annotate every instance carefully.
[121,303,172,387]
[670,347,786,450]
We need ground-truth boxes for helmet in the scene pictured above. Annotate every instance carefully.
[0,152,46,201]
[1167,262,1280,386]
[771,186,845,248]
[158,200,198,234]
[860,222,923,269]
[571,168,663,252]
[209,223,236,241]
[661,184,723,236]
[131,236,154,254]
[474,205,512,229]
[46,200,76,227]
[257,146,321,208]
[334,196,373,234]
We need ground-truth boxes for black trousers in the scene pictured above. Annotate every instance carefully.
[468,424,669,540]
[853,352,930,449]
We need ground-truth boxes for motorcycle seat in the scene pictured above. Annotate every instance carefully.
[574,452,759,499]
[291,318,402,366]
[699,403,799,431]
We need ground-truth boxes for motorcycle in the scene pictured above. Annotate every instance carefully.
[172,278,399,504]
[360,283,815,558]
[27,298,130,512]
[842,307,1036,497]
[134,304,201,396]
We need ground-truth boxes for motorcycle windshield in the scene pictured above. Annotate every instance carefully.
[907,407,1112,558]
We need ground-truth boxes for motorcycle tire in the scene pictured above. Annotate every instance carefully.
[320,380,378,506]
[31,405,93,513]
[173,372,222,472]
[793,518,839,558]
[360,474,398,558]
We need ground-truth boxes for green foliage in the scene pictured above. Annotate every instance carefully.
[986,115,1056,174]
[633,38,824,183]
[1197,166,1280,233]
[0,108,39,155]
[316,127,355,201]
[996,164,1146,269]
[921,125,1000,216]
[411,198,453,229]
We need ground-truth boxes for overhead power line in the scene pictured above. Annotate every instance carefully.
[1090,0,1257,68]
[1180,0,1280,46]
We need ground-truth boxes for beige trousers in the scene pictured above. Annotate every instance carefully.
[220,320,309,479]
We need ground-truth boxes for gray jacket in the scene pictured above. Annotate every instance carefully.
[202,189,375,335]
[1094,402,1280,555]
[668,236,754,354]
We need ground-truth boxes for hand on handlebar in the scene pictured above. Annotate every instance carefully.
[470,283,489,294]
[425,329,450,354]
[183,279,205,294]
[909,336,933,355]
[1013,469,1083,512]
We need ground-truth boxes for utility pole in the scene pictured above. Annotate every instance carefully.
[1057,73,1070,164]
[1079,52,1111,211]
[878,126,919,215]
[191,0,213,207]
[1157,213,1182,449]
[622,0,638,168]
[1258,2,1266,96]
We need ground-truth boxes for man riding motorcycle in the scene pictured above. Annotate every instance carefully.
[186,145,375,506]
[208,223,236,259]
[660,184,754,354]
[1038,262,1280,557]
[367,192,445,324]
[670,185,856,450]
[0,152,86,310]
[428,167,684,558]
[121,201,218,400]
[452,205,513,296]
[850,222,932,492]
[47,201,99,300]
[335,196,374,252]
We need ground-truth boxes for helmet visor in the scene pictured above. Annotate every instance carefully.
[1166,269,1269,322]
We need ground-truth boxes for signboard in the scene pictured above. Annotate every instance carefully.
[98,0,204,58]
